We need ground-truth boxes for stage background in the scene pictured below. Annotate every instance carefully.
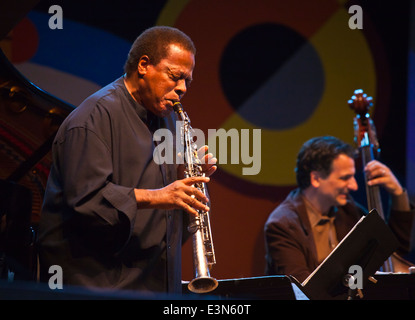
[2,0,414,281]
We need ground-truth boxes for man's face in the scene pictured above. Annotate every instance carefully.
[140,44,195,117]
[316,154,358,207]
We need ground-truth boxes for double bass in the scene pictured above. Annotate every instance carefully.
[348,89,414,273]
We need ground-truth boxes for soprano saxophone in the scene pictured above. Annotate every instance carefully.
[173,102,218,294]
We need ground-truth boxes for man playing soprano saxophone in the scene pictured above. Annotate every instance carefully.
[37,26,217,294]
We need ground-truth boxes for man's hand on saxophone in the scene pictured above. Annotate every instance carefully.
[198,145,218,177]
[134,176,211,216]
[177,145,217,179]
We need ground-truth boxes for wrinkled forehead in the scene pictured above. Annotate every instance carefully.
[160,44,195,72]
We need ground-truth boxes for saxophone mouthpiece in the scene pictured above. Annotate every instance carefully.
[173,101,183,113]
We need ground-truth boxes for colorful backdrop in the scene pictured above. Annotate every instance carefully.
[2,0,413,281]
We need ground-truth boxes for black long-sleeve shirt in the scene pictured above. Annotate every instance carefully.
[38,76,187,293]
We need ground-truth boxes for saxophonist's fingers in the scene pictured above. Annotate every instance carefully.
[204,164,217,177]
[183,196,209,215]
[184,185,209,204]
[191,195,209,211]
[197,145,209,160]
[180,200,199,217]
[183,176,210,185]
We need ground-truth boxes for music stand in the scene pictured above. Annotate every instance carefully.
[299,209,399,300]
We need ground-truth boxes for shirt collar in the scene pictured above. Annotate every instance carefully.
[302,194,336,227]
[119,75,159,129]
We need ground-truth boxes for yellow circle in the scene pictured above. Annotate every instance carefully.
[157,2,376,186]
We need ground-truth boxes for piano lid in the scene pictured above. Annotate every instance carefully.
[0,2,74,224]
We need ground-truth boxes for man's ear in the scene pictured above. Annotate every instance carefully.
[137,55,150,77]
[310,171,321,188]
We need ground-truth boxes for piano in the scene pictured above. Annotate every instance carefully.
[0,1,74,281]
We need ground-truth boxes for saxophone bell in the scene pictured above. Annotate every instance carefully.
[187,212,218,293]
[188,276,219,294]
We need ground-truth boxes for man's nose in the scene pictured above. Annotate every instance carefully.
[175,79,187,98]
[348,177,358,191]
